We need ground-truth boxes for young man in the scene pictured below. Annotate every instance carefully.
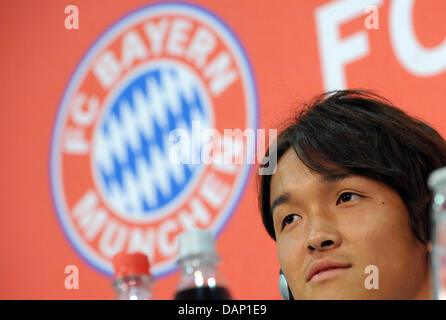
[258,90,446,299]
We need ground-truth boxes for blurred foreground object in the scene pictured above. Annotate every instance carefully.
[112,252,154,300]
[174,229,231,300]
[428,167,446,300]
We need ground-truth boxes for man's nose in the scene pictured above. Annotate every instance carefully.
[304,218,341,252]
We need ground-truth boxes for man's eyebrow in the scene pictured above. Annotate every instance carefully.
[321,172,354,183]
[271,193,290,215]
[270,172,354,215]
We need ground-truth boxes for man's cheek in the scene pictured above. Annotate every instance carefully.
[276,239,293,271]
[277,239,304,280]
[346,212,392,245]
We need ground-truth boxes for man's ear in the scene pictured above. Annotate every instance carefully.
[427,241,432,253]
[426,241,432,262]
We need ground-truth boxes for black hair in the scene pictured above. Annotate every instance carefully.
[258,89,446,243]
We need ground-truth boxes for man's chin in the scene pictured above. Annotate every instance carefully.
[296,278,375,300]
[297,287,383,300]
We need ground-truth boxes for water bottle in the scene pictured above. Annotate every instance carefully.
[174,229,232,300]
[112,252,154,300]
[427,167,446,300]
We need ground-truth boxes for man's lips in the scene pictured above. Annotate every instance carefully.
[306,259,352,282]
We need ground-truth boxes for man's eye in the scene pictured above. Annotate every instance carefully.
[336,192,361,205]
[282,214,301,229]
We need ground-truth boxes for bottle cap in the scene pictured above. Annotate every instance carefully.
[112,252,151,278]
[176,229,218,262]
[428,167,446,191]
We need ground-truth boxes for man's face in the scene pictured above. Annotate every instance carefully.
[270,149,430,299]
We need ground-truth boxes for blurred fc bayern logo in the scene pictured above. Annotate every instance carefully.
[50,2,257,277]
